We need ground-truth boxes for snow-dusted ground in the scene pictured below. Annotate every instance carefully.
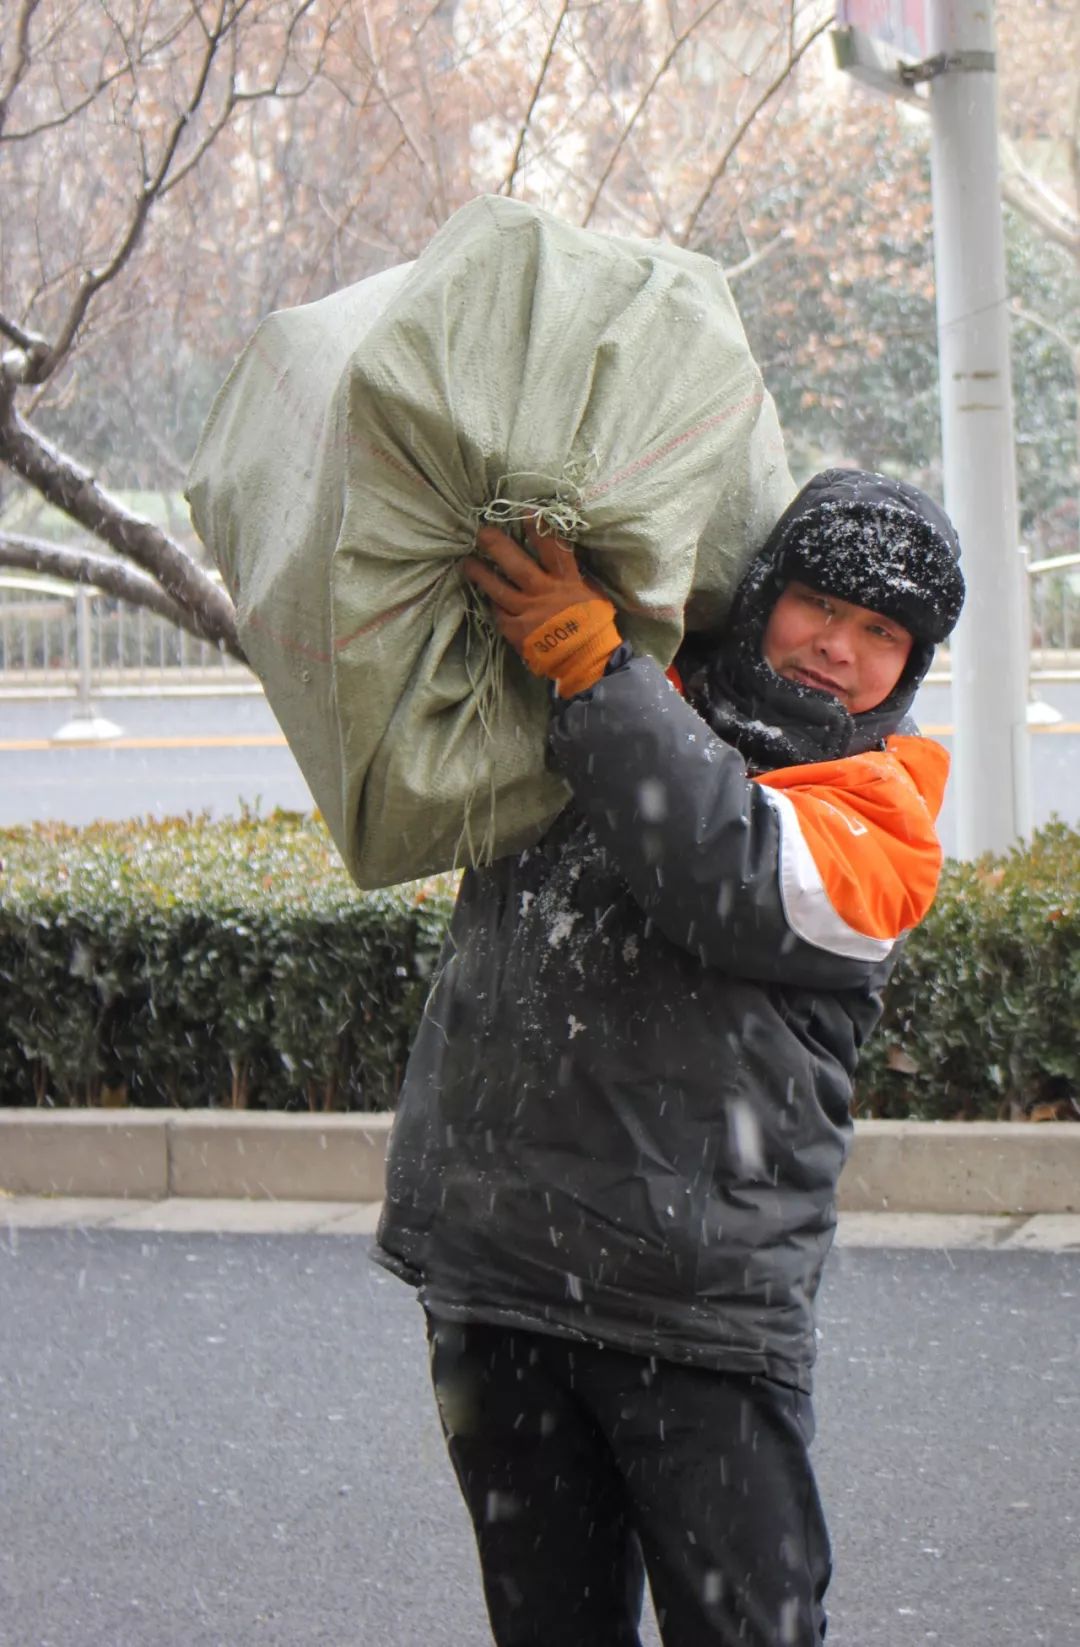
[1,1228,1076,1647]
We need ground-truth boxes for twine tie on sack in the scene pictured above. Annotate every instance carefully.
[458,468,597,869]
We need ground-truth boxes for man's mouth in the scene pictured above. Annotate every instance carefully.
[787,665,848,699]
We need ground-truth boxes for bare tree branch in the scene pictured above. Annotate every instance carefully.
[359,0,442,224]
[0,0,42,139]
[677,12,833,248]
[1011,301,1078,357]
[1001,128,1079,249]
[542,14,676,238]
[501,0,573,198]
[1,51,140,144]
[409,8,452,224]
[722,227,793,282]
[303,138,410,296]
[1000,137,1080,260]
[0,311,47,355]
[235,0,327,99]
[1,5,200,144]
[17,0,246,388]
[0,397,241,654]
[161,0,333,202]
[158,31,243,198]
[580,0,728,227]
[0,529,215,639]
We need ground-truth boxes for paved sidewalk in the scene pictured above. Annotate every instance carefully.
[3,1196,1080,1248]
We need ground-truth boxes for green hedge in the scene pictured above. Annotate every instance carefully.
[0,812,455,1111]
[1,813,1077,1118]
[857,820,1080,1120]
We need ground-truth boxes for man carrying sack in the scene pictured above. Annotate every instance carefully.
[374,466,965,1646]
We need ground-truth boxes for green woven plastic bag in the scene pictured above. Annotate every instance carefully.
[187,196,793,889]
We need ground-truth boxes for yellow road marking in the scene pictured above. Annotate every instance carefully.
[2,726,1080,753]
[921,725,1080,737]
[0,733,289,752]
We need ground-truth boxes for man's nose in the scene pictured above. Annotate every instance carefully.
[814,619,857,663]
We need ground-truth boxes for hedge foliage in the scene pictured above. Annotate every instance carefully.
[0,811,455,1111]
[1,813,1077,1118]
[857,820,1080,1121]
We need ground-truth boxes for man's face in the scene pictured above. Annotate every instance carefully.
[762,581,914,715]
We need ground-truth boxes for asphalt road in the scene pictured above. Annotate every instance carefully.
[2,684,1080,859]
[0,693,316,830]
[1,1231,1077,1647]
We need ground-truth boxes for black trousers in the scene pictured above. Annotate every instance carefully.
[426,1314,830,1647]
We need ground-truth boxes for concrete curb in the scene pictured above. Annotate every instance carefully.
[1,1111,1078,1216]
[0,1109,390,1202]
[840,1120,1080,1215]
[2,1199,1079,1250]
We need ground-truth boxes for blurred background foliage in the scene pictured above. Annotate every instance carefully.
[1,0,1076,593]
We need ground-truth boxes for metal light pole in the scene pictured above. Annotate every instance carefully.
[927,0,1031,856]
[51,585,123,743]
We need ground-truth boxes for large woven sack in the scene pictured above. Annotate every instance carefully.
[187,195,793,888]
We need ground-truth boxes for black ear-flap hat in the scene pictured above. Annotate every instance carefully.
[771,468,965,647]
[682,468,966,771]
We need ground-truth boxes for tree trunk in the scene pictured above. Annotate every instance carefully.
[0,530,228,643]
[0,392,243,659]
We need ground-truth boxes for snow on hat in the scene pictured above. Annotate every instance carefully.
[775,469,965,645]
[677,469,965,771]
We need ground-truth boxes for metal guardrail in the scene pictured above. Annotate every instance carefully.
[0,559,1078,697]
[0,579,255,694]
[1028,551,1080,657]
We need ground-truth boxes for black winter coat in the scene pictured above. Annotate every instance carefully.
[373,654,946,1390]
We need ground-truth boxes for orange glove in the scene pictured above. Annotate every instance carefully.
[463,518,621,697]
[519,599,620,696]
